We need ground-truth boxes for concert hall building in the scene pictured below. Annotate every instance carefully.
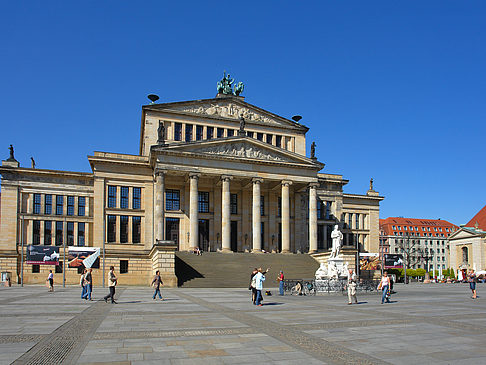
[0,81,383,286]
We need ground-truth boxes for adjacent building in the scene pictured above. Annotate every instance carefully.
[449,205,486,274]
[380,217,458,271]
[0,78,383,286]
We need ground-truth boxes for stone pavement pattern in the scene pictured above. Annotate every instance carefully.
[0,284,485,364]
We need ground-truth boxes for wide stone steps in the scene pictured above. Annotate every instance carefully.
[175,252,320,288]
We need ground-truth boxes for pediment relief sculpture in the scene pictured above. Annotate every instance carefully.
[170,102,282,126]
[190,142,287,162]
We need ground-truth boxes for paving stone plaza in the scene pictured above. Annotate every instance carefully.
[0,284,485,365]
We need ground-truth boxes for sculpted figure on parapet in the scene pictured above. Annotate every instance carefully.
[330,224,343,259]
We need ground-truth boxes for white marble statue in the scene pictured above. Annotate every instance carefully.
[327,261,339,279]
[330,225,343,259]
[315,263,328,280]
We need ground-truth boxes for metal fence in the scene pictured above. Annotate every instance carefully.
[283,278,380,295]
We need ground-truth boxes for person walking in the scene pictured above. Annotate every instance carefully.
[83,268,93,300]
[468,269,477,299]
[254,268,266,306]
[346,268,358,305]
[378,271,391,304]
[249,268,258,304]
[151,270,163,301]
[277,271,285,296]
[47,270,54,292]
[80,269,87,299]
[104,266,118,304]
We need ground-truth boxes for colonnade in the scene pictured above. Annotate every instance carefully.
[154,170,318,253]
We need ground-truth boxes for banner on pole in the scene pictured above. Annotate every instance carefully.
[68,247,100,269]
[26,245,60,265]
[384,254,404,268]
[359,253,381,270]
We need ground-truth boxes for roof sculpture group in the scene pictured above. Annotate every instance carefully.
[217,71,244,96]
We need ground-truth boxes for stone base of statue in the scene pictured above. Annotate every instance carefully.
[311,248,358,277]
[314,257,348,279]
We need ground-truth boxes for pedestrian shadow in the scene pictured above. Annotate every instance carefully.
[260,302,284,306]
[355,301,368,305]
[117,300,143,304]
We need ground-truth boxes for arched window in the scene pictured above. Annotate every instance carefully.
[462,247,468,264]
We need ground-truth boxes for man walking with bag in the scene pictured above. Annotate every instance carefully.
[346,268,358,305]
[104,266,118,304]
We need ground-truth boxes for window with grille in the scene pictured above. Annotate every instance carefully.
[120,216,129,243]
[275,135,282,148]
[78,197,85,216]
[165,190,180,211]
[107,215,116,243]
[56,196,63,215]
[198,192,209,213]
[230,194,237,214]
[55,221,63,246]
[120,187,129,209]
[44,221,52,245]
[108,186,117,208]
[174,123,182,141]
[132,187,141,209]
[45,195,52,215]
[217,128,224,138]
[196,125,203,140]
[227,129,234,137]
[266,134,273,144]
[78,222,85,246]
[67,222,74,246]
[33,220,40,245]
[120,260,129,274]
[33,194,41,214]
[132,216,141,243]
[67,196,75,216]
[260,196,265,216]
[207,127,214,140]
[185,124,193,142]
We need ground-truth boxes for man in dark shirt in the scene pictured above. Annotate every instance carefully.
[151,270,163,301]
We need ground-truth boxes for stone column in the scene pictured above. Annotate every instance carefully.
[154,170,165,242]
[252,178,263,252]
[309,183,318,253]
[189,173,199,250]
[281,180,292,253]
[221,175,232,252]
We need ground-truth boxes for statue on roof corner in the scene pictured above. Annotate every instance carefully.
[217,71,244,96]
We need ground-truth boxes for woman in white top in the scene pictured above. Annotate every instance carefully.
[47,270,54,292]
[377,271,391,304]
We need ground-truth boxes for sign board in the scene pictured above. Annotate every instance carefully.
[68,247,100,269]
[359,253,381,270]
[26,245,60,265]
[384,254,404,268]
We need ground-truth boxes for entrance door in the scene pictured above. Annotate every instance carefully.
[231,221,238,252]
[165,218,180,249]
[278,223,282,252]
[198,219,209,251]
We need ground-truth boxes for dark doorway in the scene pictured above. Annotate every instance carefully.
[317,224,325,250]
[278,223,282,252]
[199,219,209,251]
[231,221,238,252]
[166,218,180,248]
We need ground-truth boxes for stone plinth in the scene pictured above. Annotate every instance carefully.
[311,249,358,273]
[150,241,177,287]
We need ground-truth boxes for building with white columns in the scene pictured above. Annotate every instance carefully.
[0,83,383,286]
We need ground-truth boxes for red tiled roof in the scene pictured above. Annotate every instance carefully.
[379,217,458,237]
[465,205,486,231]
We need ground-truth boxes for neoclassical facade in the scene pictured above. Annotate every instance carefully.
[0,89,383,286]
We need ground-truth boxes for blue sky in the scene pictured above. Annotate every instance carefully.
[1,1,485,225]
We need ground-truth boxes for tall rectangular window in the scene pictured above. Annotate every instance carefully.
[107,215,116,243]
[260,196,265,216]
[33,194,41,214]
[55,221,63,246]
[56,195,64,215]
[317,200,323,219]
[348,213,353,229]
[217,128,224,138]
[198,192,209,213]
[165,190,180,211]
[132,216,141,244]
[108,186,117,208]
[355,214,360,229]
[78,197,85,216]
[132,187,141,209]
[120,216,128,243]
[247,131,254,138]
[325,202,332,219]
[45,194,52,215]
[44,221,52,245]
[33,220,40,245]
[227,129,234,137]
[278,197,281,217]
[185,124,193,142]
[120,187,129,209]
[275,135,282,148]
[78,222,85,246]
[257,133,263,141]
[120,260,129,274]
[261,222,265,248]
[230,194,237,214]
[67,196,75,216]
[207,126,214,140]
[67,222,74,246]
[266,134,273,144]
[174,123,182,141]
[196,125,203,140]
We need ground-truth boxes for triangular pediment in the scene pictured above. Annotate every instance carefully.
[144,97,308,131]
[450,227,486,240]
[153,137,322,168]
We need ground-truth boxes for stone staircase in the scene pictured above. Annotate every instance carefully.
[175,252,320,288]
